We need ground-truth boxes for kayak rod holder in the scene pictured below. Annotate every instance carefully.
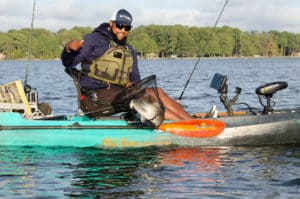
[219,87,241,116]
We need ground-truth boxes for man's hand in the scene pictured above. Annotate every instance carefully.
[65,40,84,53]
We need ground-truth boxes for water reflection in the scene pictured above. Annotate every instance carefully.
[0,145,299,198]
[156,147,226,198]
[160,147,221,170]
[64,147,162,198]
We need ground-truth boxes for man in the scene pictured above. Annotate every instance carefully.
[61,9,192,120]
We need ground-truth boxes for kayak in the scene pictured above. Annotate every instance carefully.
[1,73,299,148]
[0,108,299,148]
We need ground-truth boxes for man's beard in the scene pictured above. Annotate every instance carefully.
[111,31,127,45]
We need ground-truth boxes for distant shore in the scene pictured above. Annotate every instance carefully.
[139,55,300,60]
[1,55,300,62]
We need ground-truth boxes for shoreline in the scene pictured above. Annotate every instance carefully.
[1,56,300,61]
[139,56,300,60]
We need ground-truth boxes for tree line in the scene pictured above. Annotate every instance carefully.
[0,25,300,60]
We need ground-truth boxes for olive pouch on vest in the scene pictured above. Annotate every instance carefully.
[88,47,133,86]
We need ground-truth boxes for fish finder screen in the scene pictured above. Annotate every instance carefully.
[210,73,227,92]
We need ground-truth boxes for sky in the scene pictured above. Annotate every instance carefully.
[1,0,300,33]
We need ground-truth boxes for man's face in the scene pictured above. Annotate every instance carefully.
[109,21,131,41]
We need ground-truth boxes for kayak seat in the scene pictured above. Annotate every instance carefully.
[65,68,115,117]
[255,82,288,97]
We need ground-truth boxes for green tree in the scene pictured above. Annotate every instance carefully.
[129,31,159,56]
[287,33,300,55]
[0,32,14,59]
[240,32,257,56]
[27,28,60,59]
[232,28,242,56]
[196,27,213,57]
[1,25,300,59]
[71,26,92,36]
[217,26,234,57]
[6,29,28,59]
[57,28,83,48]
[143,25,171,57]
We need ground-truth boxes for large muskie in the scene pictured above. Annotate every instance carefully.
[129,97,164,127]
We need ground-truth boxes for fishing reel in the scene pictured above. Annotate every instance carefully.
[255,82,288,114]
[24,83,52,117]
[24,83,41,107]
[210,73,241,116]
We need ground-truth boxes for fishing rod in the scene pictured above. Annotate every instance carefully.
[24,0,36,93]
[178,0,229,101]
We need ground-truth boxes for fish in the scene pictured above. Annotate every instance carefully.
[129,97,164,127]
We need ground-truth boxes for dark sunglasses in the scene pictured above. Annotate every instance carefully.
[115,23,132,31]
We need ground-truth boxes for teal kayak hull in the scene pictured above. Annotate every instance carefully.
[0,112,172,147]
[0,111,300,148]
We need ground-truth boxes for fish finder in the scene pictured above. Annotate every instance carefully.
[210,73,228,94]
[210,73,241,116]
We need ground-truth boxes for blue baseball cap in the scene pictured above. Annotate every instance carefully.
[111,9,132,25]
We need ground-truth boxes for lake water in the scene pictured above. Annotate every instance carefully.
[0,58,299,198]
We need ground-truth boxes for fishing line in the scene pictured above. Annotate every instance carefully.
[24,0,36,91]
[178,0,229,101]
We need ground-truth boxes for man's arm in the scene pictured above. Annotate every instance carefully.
[61,40,84,67]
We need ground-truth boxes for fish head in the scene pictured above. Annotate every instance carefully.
[129,97,164,127]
